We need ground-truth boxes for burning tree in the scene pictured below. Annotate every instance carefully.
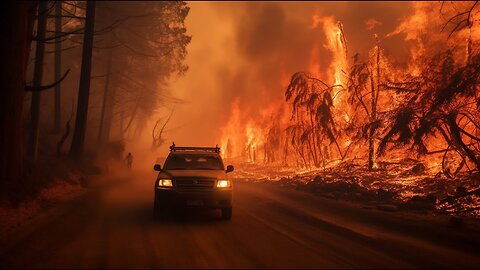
[380,49,480,177]
[346,35,396,170]
[216,2,480,217]
[220,1,480,182]
[285,72,342,168]
[263,115,282,163]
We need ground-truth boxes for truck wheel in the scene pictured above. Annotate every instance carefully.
[221,207,232,220]
[153,200,160,219]
[153,196,165,220]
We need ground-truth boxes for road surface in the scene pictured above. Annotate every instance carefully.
[1,171,480,268]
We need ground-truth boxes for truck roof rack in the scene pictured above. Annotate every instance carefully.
[169,142,220,153]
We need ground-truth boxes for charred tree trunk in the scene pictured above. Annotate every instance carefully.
[264,139,268,163]
[368,36,381,171]
[298,145,308,168]
[446,114,480,171]
[27,1,48,160]
[69,1,96,158]
[282,136,289,166]
[0,2,37,185]
[306,137,317,167]
[118,99,124,137]
[57,101,75,156]
[308,114,319,167]
[122,85,142,136]
[97,53,112,145]
[103,78,117,143]
[53,1,62,133]
[332,136,344,161]
[368,70,375,170]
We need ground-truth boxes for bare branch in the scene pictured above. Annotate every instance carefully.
[34,27,84,42]
[47,14,85,20]
[45,45,79,54]
[25,69,70,92]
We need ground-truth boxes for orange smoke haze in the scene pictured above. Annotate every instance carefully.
[132,1,476,170]
[156,2,411,155]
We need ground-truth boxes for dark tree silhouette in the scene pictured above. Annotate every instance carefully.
[0,2,37,186]
[94,2,190,146]
[27,1,48,160]
[286,72,343,167]
[379,50,480,176]
[69,1,96,158]
[97,47,113,145]
[53,1,63,133]
[346,36,392,170]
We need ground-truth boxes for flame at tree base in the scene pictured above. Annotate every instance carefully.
[220,2,480,182]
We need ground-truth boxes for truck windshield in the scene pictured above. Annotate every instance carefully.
[164,154,224,170]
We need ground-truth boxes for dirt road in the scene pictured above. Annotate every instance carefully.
[1,171,480,268]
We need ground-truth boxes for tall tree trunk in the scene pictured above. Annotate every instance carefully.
[53,1,62,133]
[446,114,480,171]
[308,113,319,166]
[282,136,288,166]
[27,1,48,160]
[97,52,112,145]
[122,95,139,135]
[69,1,96,158]
[368,72,375,170]
[368,37,381,170]
[0,2,37,185]
[263,138,268,163]
[103,77,117,142]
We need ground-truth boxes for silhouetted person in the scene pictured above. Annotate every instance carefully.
[125,152,133,169]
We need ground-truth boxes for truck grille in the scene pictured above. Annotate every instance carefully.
[174,178,215,191]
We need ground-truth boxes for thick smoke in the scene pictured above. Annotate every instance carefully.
[165,2,412,154]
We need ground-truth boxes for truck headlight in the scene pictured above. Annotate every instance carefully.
[158,179,173,187]
[216,180,231,188]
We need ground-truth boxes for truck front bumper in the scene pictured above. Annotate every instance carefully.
[154,188,232,209]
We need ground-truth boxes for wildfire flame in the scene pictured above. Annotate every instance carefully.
[323,16,350,125]
[220,2,480,176]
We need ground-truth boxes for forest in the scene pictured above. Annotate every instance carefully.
[0,1,190,203]
[1,0,479,221]
[1,2,480,268]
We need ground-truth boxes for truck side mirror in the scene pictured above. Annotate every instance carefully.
[153,164,162,171]
[226,165,234,173]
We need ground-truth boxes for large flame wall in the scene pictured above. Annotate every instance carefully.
[166,2,478,171]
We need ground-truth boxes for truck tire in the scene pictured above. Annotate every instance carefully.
[221,207,232,220]
[153,195,165,220]
[153,200,160,219]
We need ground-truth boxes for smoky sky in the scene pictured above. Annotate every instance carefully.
[158,1,413,155]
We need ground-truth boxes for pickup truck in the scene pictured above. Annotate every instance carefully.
[153,143,234,220]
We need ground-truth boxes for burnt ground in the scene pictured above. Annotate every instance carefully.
[233,159,480,221]
[1,170,480,268]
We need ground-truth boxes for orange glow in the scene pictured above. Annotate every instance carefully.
[322,17,350,128]
[308,44,321,78]
[323,17,348,87]
[169,1,480,175]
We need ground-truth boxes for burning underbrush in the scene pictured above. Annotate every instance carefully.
[230,158,480,218]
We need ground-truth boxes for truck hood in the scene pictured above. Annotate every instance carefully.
[159,169,228,179]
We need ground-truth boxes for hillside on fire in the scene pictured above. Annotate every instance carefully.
[1,1,480,269]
